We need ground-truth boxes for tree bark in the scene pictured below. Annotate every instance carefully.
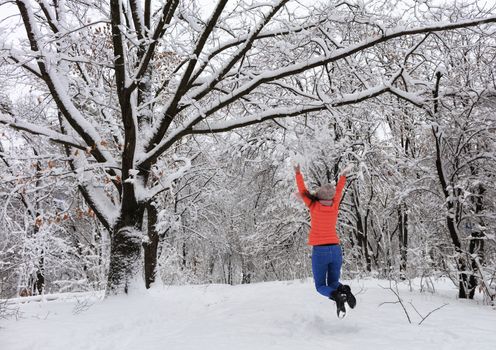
[431,71,472,299]
[351,185,372,272]
[106,202,145,295]
[467,184,486,298]
[144,202,159,288]
[106,225,143,295]
[35,257,45,295]
[398,204,408,279]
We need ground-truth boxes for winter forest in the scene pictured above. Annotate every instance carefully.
[1,0,496,314]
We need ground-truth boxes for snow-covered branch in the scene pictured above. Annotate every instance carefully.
[15,0,118,168]
[0,114,86,150]
[138,83,394,165]
[77,181,118,232]
[141,155,193,201]
[128,0,179,91]
[388,86,429,109]
[5,53,42,79]
[185,0,289,98]
[186,17,327,86]
[195,15,496,119]
[144,0,229,153]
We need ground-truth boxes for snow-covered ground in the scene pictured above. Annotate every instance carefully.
[1,278,495,350]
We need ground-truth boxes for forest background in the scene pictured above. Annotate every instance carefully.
[0,0,495,303]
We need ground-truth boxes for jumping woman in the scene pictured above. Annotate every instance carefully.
[294,163,356,318]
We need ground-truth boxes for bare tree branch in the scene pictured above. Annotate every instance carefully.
[0,114,87,150]
[139,82,395,165]
[15,0,118,168]
[145,0,229,154]
[128,0,180,92]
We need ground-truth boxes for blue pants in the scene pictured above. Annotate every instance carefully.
[311,245,343,298]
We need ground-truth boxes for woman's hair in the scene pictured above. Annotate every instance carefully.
[303,190,320,203]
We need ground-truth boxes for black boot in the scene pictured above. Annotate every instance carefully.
[338,284,356,309]
[330,290,347,318]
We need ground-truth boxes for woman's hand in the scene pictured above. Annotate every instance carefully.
[340,163,354,176]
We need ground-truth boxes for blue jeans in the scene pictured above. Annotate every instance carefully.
[311,245,343,298]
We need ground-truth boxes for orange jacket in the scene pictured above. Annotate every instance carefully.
[295,171,347,246]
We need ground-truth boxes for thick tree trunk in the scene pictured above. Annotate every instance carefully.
[106,201,145,295]
[106,225,143,295]
[107,198,162,293]
[144,202,159,288]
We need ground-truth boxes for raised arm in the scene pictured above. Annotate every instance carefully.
[295,166,312,207]
[333,175,347,205]
[334,164,353,205]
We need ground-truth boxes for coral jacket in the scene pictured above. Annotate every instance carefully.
[295,171,347,246]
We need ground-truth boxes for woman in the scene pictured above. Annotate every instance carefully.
[294,163,356,318]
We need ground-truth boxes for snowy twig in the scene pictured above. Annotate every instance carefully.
[417,304,449,325]
[409,301,449,325]
[380,281,449,326]
[379,282,412,324]
[0,298,21,320]
[72,297,94,315]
